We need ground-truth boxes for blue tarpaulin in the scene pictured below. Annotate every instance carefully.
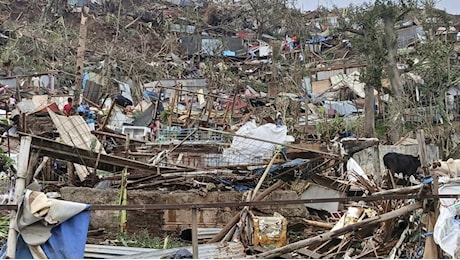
[254,158,310,175]
[17,208,90,258]
[1,206,90,259]
[307,36,327,44]
[218,178,251,192]
[143,90,160,101]
[222,50,236,57]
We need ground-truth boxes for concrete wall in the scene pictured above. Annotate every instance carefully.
[352,144,439,183]
[60,187,307,235]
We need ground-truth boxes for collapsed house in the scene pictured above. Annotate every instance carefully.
[0,0,459,259]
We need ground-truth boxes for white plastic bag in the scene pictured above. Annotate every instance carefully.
[433,183,460,257]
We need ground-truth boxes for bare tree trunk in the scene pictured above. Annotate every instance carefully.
[383,17,404,143]
[364,85,375,138]
[74,7,89,104]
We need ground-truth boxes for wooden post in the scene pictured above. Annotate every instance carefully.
[6,136,32,258]
[418,129,440,222]
[417,130,429,177]
[186,93,195,127]
[99,98,117,131]
[230,93,237,124]
[204,96,214,127]
[125,132,130,158]
[66,162,75,185]
[251,149,280,200]
[74,6,89,104]
[192,207,199,259]
[222,101,230,125]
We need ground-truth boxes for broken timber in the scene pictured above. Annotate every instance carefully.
[250,202,422,259]
[26,133,174,173]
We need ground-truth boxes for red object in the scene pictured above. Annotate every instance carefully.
[237,31,252,39]
[39,103,60,113]
[63,103,72,116]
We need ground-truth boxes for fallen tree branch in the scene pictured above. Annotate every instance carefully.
[303,219,335,229]
[388,222,410,259]
[372,183,424,196]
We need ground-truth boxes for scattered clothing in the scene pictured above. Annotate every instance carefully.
[63,103,73,116]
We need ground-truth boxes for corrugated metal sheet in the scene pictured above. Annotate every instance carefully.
[170,24,196,34]
[180,35,201,54]
[85,244,157,259]
[202,38,223,56]
[144,79,208,89]
[316,69,345,81]
[110,241,246,259]
[143,78,208,99]
[49,110,106,181]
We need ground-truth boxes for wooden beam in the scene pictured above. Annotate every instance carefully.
[27,134,174,173]
[99,99,116,131]
[91,130,146,143]
[192,207,199,259]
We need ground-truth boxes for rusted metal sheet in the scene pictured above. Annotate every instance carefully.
[110,241,246,259]
[252,213,287,248]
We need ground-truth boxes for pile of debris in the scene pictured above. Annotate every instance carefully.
[0,0,460,259]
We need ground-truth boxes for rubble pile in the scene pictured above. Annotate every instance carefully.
[0,0,459,259]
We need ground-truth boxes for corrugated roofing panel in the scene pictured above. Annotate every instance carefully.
[109,241,246,259]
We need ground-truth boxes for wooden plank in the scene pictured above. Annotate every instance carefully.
[27,134,174,173]
[92,130,146,143]
[192,208,199,259]
[311,79,331,94]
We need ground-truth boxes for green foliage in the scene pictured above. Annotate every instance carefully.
[341,1,388,90]
[375,118,388,140]
[314,116,366,141]
[160,109,171,124]
[0,215,9,239]
[414,35,456,93]
[0,149,14,172]
[250,81,268,93]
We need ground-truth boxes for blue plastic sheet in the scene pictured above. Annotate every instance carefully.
[8,207,90,259]
[254,158,309,176]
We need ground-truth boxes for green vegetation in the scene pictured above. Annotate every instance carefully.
[0,215,9,240]
[110,229,187,249]
[314,116,363,141]
[375,119,388,141]
[0,149,14,173]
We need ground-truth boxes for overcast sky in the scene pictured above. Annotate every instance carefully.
[295,0,460,14]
